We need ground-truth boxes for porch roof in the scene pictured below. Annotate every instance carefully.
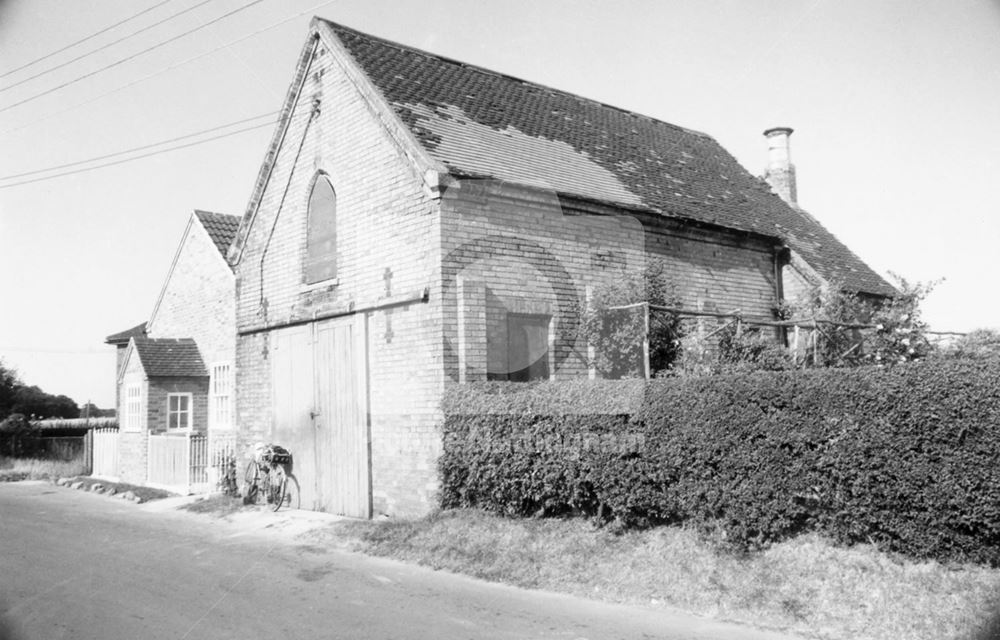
[131,338,206,377]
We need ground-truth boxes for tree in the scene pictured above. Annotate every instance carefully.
[0,360,20,420]
[80,402,116,418]
[789,274,938,366]
[11,385,79,419]
[578,259,684,378]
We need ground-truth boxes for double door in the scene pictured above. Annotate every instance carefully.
[270,316,370,517]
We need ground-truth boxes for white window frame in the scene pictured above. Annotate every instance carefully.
[166,393,193,432]
[210,363,233,430]
[123,383,143,432]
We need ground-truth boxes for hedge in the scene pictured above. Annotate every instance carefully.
[440,356,1000,565]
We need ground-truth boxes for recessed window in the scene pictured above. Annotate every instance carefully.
[210,363,232,430]
[124,384,142,432]
[488,313,551,382]
[304,173,337,284]
[167,393,192,431]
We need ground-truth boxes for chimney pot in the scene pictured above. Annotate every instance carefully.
[763,127,797,207]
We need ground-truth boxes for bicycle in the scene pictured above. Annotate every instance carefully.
[217,451,239,497]
[243,443,295,511]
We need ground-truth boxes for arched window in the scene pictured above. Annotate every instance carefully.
[304,173,337,284]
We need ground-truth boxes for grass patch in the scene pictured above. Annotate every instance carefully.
[66,476,175,503]
[180,494,250,516]
[327,510,1000,640]
[0,456,87,481]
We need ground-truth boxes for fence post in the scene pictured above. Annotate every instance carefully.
[83,429,94,475]
[643,302,650,379]
[185,433,192,495]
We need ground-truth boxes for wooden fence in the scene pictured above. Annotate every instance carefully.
[147,433,208,494]
[91,426,119,479]
[608,302,966,376]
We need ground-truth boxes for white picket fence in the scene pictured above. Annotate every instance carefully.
[91,426,119,480]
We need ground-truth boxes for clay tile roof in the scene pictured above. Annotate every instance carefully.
[105,322,147,345]
[195,210,241,261]
[320,19,895,297]
[131,338,206,377]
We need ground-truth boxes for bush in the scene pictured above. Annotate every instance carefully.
[440,356,1000,564]
[0,414,36,457]
[577,259,684,378]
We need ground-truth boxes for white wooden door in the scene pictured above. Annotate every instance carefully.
[271,317,369,516]
[270,325,318,509]
[315,316,370,517]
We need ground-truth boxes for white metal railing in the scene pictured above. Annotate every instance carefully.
[207,431,238,492]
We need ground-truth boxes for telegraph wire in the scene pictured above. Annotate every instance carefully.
[0,111,279,181]
[0,0,269,115]
[1,0,217,94]
[0,113,314,189]
[0,0,178,80]
[0,0,337,138]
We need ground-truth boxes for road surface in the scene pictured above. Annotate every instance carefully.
[0,482,801,640]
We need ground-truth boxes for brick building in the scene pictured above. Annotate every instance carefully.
[105,210,239,487]
[223,19,892,518]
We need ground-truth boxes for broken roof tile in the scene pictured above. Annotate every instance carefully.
[321,20,895,297]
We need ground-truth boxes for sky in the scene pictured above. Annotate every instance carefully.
[0,0,998,408]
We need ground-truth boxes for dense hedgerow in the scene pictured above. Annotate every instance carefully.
[439,356,1000,564]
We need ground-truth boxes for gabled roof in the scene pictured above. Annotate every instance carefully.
[195,210,240,261]
[147,210,237,335]
[129,338,206,377]
[105,322,147,346]
[307,19,894,297]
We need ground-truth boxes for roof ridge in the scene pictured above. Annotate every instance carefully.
[316,17,711,140]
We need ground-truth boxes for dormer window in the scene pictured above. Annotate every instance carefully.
[304,173,337,284]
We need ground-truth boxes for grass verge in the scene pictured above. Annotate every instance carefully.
[64,475,175,503]
[0,456,87,481]
[180,494,250,516]
[321,509,1000,640]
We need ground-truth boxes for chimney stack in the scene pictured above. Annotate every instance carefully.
[763,127,797,207]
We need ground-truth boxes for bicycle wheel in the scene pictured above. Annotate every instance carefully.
[270,465,288,512]
[284,473,301,510]
[243,460,260,505]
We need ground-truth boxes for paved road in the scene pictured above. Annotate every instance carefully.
[0,482,801,640]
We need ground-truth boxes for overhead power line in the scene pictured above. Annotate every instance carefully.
[0,114,310,189]
[0,111,278,181]
[0,0,338,138]
[0,0,177,80]
[0,0,269,115]
[1,0,217,94]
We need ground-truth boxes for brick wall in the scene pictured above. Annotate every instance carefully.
[440,183,782,381]
[145,377,209,434]
[782,253,822,307]
[118,431,147,485]
[113,344,126,415]
[147,217,236,369]
[234,35,443,517]
[117,350,147,484]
